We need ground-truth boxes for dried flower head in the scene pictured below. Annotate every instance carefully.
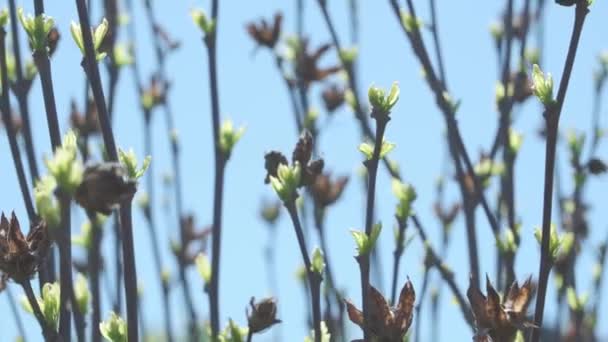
[173,215,211,266]
[292,130,324,186]
[247,297,281,334]
[295,39,341,88]
[264,151,289,184]
[321,84,345,113]
[70,99,100,137]
[246,12,282,49]
[0,213,50,282]
[311,173,349,207]
[467,275,536,341]
[346,279,415,341]
[74,163,137,215]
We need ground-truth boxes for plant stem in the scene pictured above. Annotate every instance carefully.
[199,0,227,337]
[74,0,139,340]
[530,4,588,341]
[246,330,253,342]
[21,280,58,341]
[8,0,39,184]
[359,117,388,340]
[390,219,407,305]
[411,215,475,329]
[87,211,102,342]
[286,202,322,342]
[57,195,74,341]
[137,0,200,335]
[414,265,429,342]
[143,116,174,342]
[6,286,28,341]
[0,27,36,222]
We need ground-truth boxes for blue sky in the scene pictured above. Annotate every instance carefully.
[1,0,607,341]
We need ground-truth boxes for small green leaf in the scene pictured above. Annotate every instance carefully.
[191,9,215,35]
[219,120,246,158]
[195,253,212,285]
[368,222,382,252]
[99,312,127,342]
[350,230,368,255]
[310,247,325,275]
[380,140,396,158]
[118,148,151,180]
[358,142,374,160]
[532,64,555,106]
[74,274,90,314]
[0,9,9,27]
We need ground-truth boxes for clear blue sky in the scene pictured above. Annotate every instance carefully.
[1,0,607,341]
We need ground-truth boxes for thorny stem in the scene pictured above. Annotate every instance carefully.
[286,202,322,342]
[0,28,36,222]
[411,215,475,329]
[530,4,588,342]
[74,0,139,340]
[21,280,58,341]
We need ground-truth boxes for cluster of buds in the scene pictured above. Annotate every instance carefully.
[265,131,324,203]
[0,212,50,282]
[467,276,536,341]
[345,279,415,341]
[99,311,127,342]
[246,12,282,50]
[70,18,110,61]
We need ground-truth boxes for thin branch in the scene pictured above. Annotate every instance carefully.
[286,202,322,342]
[530,4,589,342]
[74,1,139,340]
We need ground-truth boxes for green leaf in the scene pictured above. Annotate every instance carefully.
[44,130,83,195]
[195,253,212,284]
[118,148,151,180]
[358,142,374,160]
[369,222,382,253]
[350,230,369,255]
[386,82,400,109]
[191,9,215,35]
[310,247,325,275]
[74,274,90,314]
[531,64,555,106]
[0,9,9,27]
[219,120,246,158]
[380,140,396,158]
[99,312,127,342]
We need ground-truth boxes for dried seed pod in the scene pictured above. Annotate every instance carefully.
[264,151,288,184]
[247,297,281,334]
[0,213,51,282]
[346,279,415,341]
[246,12,282,49]
[74,163,137,215]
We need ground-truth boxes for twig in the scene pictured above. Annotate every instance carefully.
[286,202,322,342]
[6,286,28,341]
[138,0,199,335]
[530,4,589,342]
[0,26,36,222]
[8,0,39,184]
[87,212,102,342]
[74,0,139,340]
[20,280,59,341]
[411,215,475,329]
